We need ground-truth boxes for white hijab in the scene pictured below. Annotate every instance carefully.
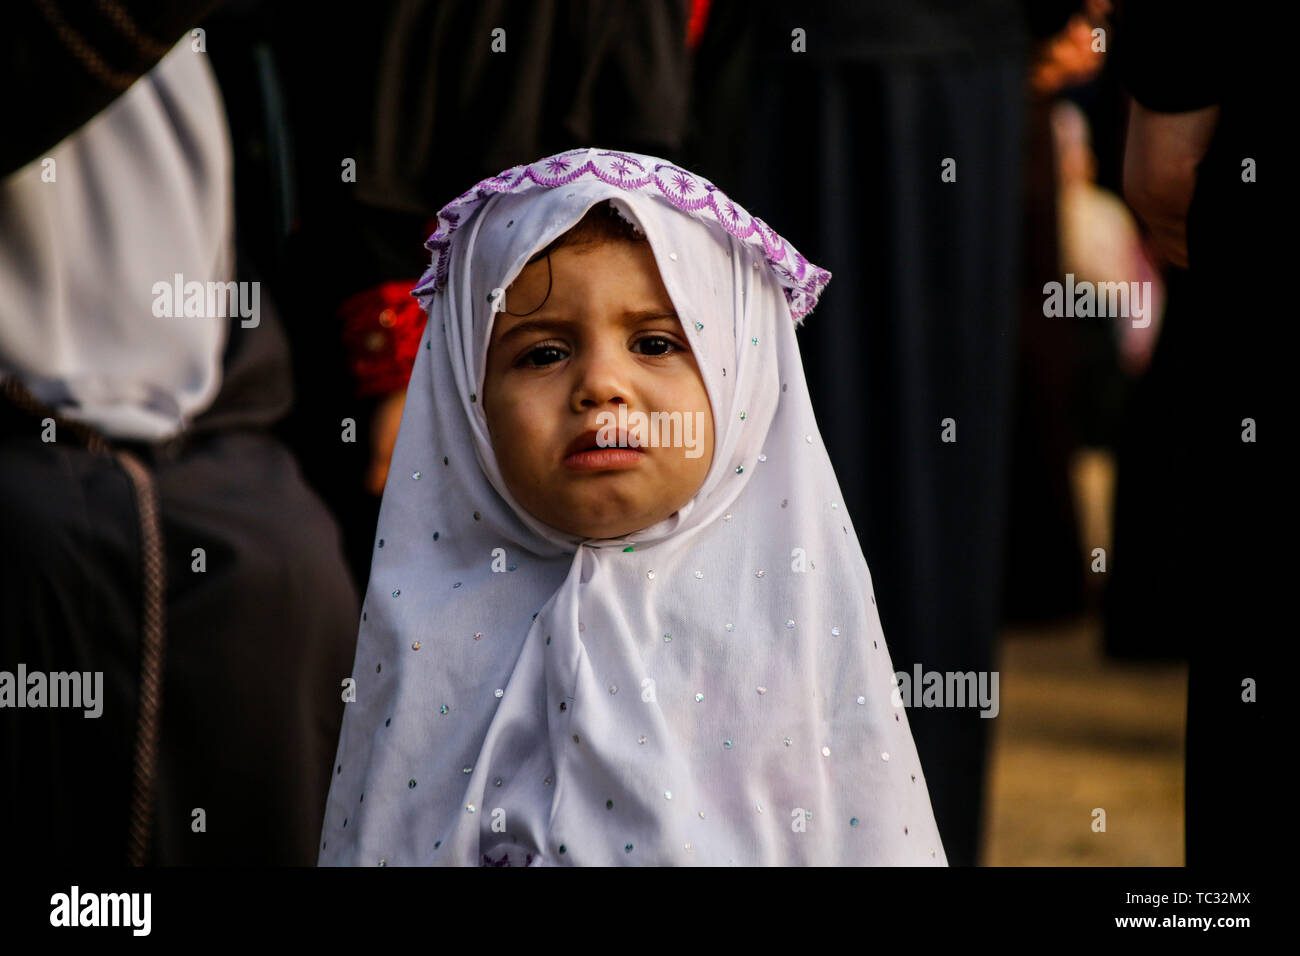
[319,147,947,866]
[0,38,230,441]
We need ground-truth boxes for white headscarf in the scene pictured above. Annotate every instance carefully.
[319,147,947,866]
[0,38,231,442]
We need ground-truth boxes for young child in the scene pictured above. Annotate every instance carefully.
[318,147,947,866]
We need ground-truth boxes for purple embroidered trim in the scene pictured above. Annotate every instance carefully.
[411,147,831,323]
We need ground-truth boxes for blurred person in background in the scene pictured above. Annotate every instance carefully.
[1112,0,1272,868]
[999,3,1110,629]
[0,1,357,865]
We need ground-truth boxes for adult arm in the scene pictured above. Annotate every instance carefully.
[1113,0,1222,269]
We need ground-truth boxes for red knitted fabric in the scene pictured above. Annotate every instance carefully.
[339,280,427,397]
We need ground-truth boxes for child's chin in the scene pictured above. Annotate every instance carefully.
[563,517,651,541]
[573,525,638,541]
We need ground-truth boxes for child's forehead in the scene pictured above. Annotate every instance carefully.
[488,241,681,341]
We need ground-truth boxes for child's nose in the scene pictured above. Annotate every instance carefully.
[569,345,631,410]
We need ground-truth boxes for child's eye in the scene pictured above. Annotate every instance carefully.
[633,335,680,357]
[516,335,682,367]
[518,343,569,367]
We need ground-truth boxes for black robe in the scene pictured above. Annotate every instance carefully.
[0,277,359,865]
[1110,0,1273,869]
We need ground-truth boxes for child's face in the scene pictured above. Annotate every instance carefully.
[483,239,715,540]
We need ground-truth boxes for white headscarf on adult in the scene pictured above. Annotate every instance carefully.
[0,38,231,441]
[319,147,947,866]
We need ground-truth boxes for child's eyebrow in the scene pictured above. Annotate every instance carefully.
[495,309,679,346]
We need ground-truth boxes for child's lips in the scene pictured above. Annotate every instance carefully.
[563,427,609,458]
[562,446,646,472]
[562,426,639,459]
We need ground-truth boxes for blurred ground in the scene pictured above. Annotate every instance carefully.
[980,449,1187,866]
[982,617,1186,865]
